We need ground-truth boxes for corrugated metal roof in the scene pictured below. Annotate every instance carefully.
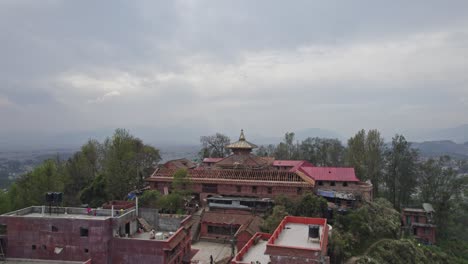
[422,203,435,213]
[302,167,360,182]
[202,158,223,163]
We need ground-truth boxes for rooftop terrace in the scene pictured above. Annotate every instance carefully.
[2,206,135,220]
[274,223,321,249]
[233,233,271,264]
[267,216,328,252]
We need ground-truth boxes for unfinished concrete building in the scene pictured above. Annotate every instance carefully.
[0,206,193,263]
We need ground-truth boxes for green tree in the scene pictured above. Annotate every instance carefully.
[274,132,300,159]
[11,159,65,209]
[199,133,231,159]
[384,135,418,209]
[103,129,160,200]
[255,144,276,157]
[331,198,401,260]
[79,174,108,207]
[418,158,468,239]
[156,193,185,214]
[139,190,161,208]
[63,140,101,206]
[262,205,288,233]
[295,192,328,217]
[273,194,297,214]
[300,137,345,166]
[0,190,11,214]
[346,129,385,196]
[171,168,192,196]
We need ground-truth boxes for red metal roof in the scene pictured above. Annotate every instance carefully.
[273,160,314,173]
[301,167,359,182]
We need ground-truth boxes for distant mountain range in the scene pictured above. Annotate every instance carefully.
[411,140,468,159]
[409,124,468,143]
[249,128,344,145]
[1,124,467,157]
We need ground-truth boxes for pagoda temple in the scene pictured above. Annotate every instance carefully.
[145,130,373,206]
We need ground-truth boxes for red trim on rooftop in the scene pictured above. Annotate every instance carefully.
[233,232,271,263]
[267,216,328,253]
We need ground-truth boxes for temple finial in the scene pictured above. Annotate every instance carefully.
[239,129,245,141]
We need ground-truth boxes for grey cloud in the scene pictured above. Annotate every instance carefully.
[0,1,468,147]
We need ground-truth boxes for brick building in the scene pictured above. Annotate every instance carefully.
[232,216,330,264]
[199,209,263,252]
[146,130,372,208]
[402,203,436,244]
[0,206,193,263]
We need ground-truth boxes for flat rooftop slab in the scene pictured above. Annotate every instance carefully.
[5,258,88,264]
[131,231,175,241]
[21,213,109,220]
[274,223,321,249]
[191,241,233,264]
[241,239,270,264]
[2,206,135,221]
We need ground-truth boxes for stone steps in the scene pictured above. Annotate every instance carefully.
[190,209,203,241]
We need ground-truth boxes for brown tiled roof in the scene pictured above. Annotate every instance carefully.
[202,211,264,237]
[163,158,197,169]
[244,215,263,236]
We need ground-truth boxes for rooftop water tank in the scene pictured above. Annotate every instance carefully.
[308,225,320,239]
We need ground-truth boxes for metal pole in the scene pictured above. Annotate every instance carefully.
[111,205,114,217]
[136,196,139,217]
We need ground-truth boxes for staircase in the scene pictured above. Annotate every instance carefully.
[137,218,153,232]
[190,208,203,242]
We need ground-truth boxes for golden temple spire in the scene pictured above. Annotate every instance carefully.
[239,129,246,141]
[226,129,258,150]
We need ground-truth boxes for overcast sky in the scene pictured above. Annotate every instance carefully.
[1,0,468,146]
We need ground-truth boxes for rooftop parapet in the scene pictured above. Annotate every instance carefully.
[2,206,136,221]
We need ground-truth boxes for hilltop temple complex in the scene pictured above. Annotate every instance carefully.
[146,130,373,209]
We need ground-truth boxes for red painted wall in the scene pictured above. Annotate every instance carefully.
[110,234,191,264]
[0,216,112,263]
[153,182,312,201]
[236,231,253,252]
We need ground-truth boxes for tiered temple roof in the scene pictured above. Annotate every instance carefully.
[225,129,258,150]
